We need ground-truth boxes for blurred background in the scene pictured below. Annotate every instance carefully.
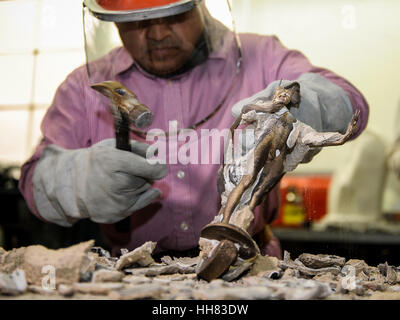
[0,0,399,264]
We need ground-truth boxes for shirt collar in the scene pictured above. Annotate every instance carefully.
[112,47,135,76]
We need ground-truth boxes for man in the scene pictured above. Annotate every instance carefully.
[18,0,369,258]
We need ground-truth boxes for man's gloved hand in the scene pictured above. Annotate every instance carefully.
[33,139,167,226]
[231,73,354,163]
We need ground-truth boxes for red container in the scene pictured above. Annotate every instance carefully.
[272,174,332,228]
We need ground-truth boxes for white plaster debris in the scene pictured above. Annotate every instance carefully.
[115,241,156,270]
[1,241,399,300]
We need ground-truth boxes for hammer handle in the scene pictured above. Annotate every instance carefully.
[115,112,131,151]
[114,112,132,233]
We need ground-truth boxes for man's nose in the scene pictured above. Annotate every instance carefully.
[146,19,172,40]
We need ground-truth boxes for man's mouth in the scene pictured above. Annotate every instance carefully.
[149,46,179,59]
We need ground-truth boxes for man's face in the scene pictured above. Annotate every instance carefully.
[116,8,204,76]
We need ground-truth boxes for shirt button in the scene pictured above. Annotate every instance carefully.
[180,222,189,231]
[177,170,185,179]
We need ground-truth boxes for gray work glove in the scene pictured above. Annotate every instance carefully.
[33,139,167,227]
[231,73,354,163]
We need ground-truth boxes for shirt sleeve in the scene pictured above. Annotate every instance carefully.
[263,35,369,139]
[18,68,90,221]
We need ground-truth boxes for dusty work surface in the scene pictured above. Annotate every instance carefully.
[1,240,400,300]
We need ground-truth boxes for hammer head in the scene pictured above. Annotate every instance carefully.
[91,81,153,129]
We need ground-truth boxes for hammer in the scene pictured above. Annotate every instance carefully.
[91,81,153,233]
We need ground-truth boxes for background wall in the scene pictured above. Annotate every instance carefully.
[230,0,400,173]
[0,0,85,168]
[0,0,399,175]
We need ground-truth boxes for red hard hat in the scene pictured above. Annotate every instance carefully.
[97,0,183,11]
[84,0,203,22]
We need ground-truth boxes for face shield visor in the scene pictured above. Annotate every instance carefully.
[82,0,242,135]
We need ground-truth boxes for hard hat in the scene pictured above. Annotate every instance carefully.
[82,0,243,137]
[83,0,203,22]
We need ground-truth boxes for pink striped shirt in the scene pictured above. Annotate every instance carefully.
[19,32,369,257]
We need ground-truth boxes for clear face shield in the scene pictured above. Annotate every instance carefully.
[82,0,242,135]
